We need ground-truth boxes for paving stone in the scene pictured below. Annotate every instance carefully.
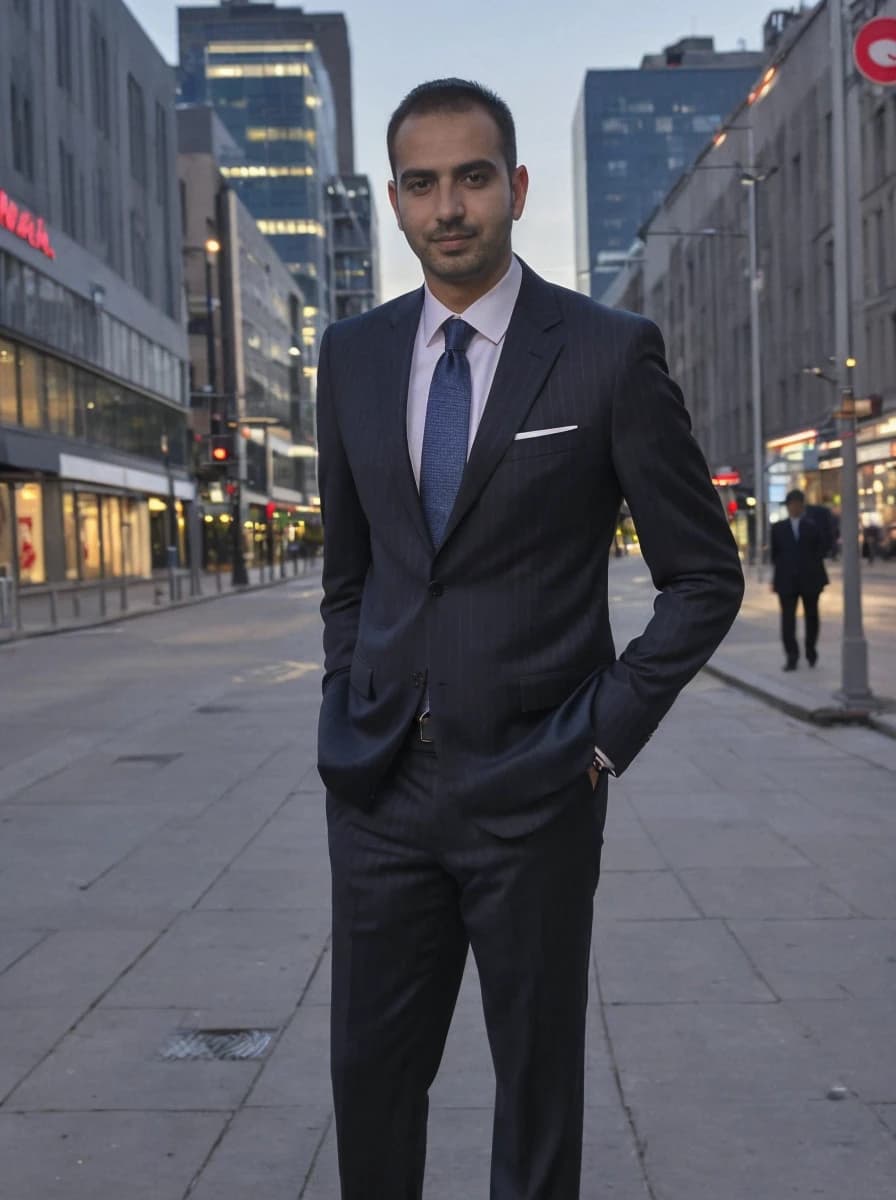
[678,866,855,919]
[782,999,896,1103]
[247,1003,331,1108]
[187,1106,330,1200]
[103,910,328,1016]
[594,919,775,1004]
[630,1095,896,1200]
[0,929,155,1013]
[0,1110,224,1200]
[0,1008,76,1102]
[6,1007,261,1112]
[635,817,811,870]
[729,919,896,1000]
[606,1001,836,1107]
[596,871,701,921]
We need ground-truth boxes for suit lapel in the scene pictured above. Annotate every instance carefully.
[438,264,565,549]
[385,287,433,551]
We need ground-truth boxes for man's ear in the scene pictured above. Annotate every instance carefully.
[387,179,403,231]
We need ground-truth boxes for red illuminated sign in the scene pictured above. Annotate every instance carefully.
[0,188,56,259]
[711,469,742,487]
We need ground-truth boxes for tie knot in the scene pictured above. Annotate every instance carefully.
[442,318,476,354]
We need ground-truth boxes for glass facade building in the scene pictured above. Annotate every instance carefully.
[0,0,191,597]
[178,5,348,352]
[328,174,379,321]
[573,38,763,301]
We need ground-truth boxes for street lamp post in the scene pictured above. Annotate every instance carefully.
[160,431,177,602]
[830,0,873,708]
[744,125,766,580]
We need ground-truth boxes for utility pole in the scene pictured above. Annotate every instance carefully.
[830,0,874,708]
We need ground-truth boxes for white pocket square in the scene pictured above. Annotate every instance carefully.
[513,425,578,441]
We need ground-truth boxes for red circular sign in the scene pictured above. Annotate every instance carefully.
[854,17,896,85]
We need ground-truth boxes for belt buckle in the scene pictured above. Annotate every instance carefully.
[417,712,433,744]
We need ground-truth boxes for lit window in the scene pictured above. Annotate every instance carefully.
[302,305,319,318]
[256,219,326,237]
[220,165,315,178]
[206,41,316,54]
[245,126,317,144]
[306,95,322,108]
[205,62,311,79]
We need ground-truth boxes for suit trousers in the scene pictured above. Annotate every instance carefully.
[326,737,609,1200]
[779,590,821,662]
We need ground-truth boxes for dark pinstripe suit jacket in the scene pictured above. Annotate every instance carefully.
[316,260,744,835]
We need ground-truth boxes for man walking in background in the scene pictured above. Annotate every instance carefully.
[771,488,829,670]
[316,78,744,1199]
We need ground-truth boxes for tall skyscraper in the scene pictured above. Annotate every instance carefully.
[573,36,764,301]
[178,3,378,354]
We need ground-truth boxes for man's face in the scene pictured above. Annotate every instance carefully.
[787,497,805,519]
[388,105,528,294]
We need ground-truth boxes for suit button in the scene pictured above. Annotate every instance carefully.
[412,672,425,687]
[428,581,444,598]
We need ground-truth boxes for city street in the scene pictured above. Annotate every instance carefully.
[0,567,894,1199]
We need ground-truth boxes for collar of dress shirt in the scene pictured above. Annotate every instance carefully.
[421,254,523,348]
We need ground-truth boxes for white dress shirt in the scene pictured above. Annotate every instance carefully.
[406,254,522,486]
[406,254,616,777]
[791,516,801,541]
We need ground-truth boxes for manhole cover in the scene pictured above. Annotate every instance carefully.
[114,754,183,767]
[160,1028,277,1061]
[196,704,242,714]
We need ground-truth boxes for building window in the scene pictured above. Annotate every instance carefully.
[55,0,74,93]
[605,160,628,178]
[59,140,77,236]
[90,16,111,137]
[130,210,150,297]
[655,117,674,133]
[0,338,17,425]
[155,102,169,206]
[127,74,147,185]
[14,481,46,584]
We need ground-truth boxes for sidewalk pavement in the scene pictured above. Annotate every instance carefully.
[0,575,894,1198]
[708,559,896,737]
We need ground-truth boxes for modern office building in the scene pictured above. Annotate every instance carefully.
[178,105,318,570]
[604,1,896,554]
[177,2,371,348]
[573,34,765,300]
[0,0,191,599]
[328,173,379,320]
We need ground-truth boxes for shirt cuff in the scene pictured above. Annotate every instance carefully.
[593,745,617,775]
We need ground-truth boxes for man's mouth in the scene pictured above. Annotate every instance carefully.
[432,233,474,248]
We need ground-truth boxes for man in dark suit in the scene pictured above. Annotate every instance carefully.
[771,488,829,670]
[317,79,744,1199]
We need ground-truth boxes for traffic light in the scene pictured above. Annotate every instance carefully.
[209,433,234,466]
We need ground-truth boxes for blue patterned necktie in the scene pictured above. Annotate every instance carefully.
[419,318,476,546]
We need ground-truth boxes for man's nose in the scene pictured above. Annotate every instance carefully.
[435,182,464,223]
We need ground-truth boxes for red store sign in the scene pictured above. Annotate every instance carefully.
[0,188,56,260]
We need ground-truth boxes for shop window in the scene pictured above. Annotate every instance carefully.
[18,345,46,430]
[123,497,151,577]
[63,491,80,580]
[0,338,17,425]
[101,495,124,577]
[15,482,45,584]
[77,492,102,580]
[45,357,75,436]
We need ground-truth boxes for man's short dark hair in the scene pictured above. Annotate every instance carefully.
[785,489,805,505]
[387,79,517,181]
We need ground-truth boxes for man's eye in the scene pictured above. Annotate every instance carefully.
[465,173,485,185]
[407,179,430,193]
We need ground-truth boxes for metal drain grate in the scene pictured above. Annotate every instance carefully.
[114,754,183,768]
[196,704,242,715]
[160,1028,277,1062]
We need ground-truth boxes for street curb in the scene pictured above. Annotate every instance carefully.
[0,565,322,646]
[703,661,896,742]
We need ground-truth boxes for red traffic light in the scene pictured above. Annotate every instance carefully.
[209,434,233,465]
